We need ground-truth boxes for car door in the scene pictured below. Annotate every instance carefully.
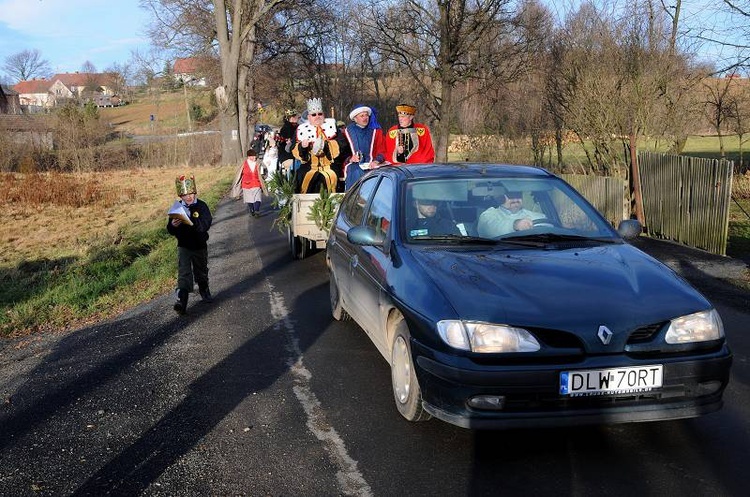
[349,176,394,354]
[329,177,380,323]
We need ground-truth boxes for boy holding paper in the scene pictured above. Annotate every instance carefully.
[167,174,213,314]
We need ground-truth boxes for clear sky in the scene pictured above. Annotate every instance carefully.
[0,0,151,82]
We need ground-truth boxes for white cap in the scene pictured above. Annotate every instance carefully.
[349,106,371,121]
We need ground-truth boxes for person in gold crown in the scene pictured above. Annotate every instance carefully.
[384,103,435,164]
[292,97,341,193]
[167,174,214,314]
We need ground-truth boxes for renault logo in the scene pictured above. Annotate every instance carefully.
[597,325,613,345]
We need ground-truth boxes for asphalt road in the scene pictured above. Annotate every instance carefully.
[0,195,748,496]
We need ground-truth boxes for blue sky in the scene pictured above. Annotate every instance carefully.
[0,0,745,85]
[0,0,151,82]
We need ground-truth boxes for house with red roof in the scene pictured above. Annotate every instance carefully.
[173,57,215,87]
[12,79,53,110]
[13,72,121,111]
[51,72,118,97]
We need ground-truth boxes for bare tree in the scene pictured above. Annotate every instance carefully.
[106,62,133,98]
[362,0,547,161]
[81,61,97,74]
[2,49,52,82]
[142,0,285,164]
[702,75,739,158]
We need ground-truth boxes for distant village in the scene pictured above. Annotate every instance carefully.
[0,57,208,115]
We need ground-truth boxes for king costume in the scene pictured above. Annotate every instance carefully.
[384,104,435,164]
[292,98,341,193]
[342,104,388,190]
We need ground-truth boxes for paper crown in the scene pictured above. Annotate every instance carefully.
[175,174,197,196]
[307,97,323,114]
[396,104,416,115]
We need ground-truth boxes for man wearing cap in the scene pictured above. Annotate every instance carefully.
[341,104,388,190]
[293,97,341,193]
[477,191,545,238]
[167,174,214,314]
[385,104,435,164]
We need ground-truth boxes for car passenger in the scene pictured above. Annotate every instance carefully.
[476,191,545,238]
[408,198,460,238]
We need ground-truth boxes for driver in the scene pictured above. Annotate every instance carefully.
[477,191,545,238]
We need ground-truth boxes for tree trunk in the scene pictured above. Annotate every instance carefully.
[215,0,244,166]
[629,133,645,225]
[433,76,454,162]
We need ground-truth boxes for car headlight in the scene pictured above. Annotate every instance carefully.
[665,309,724,344]
[437,320,540,353]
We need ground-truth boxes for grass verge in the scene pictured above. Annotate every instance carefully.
[1,168,234,339]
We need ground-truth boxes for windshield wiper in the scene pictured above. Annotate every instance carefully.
[411,235,549,248]
[502,232,619,244]
[411,234,498,244]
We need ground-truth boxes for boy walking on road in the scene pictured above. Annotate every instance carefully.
[167,174,214,314]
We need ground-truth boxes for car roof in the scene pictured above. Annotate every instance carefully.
[385,163,555,180]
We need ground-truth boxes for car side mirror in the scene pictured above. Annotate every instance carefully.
[347,226,385,247]
[617,219,642,240]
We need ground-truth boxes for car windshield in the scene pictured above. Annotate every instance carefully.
[402,176,619,245]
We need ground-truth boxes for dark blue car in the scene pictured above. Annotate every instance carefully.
[326,163,732,429]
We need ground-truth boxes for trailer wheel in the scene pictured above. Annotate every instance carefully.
[288,227,302,260]
[301,237,311,259]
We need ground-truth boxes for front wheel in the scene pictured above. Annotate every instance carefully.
[329,273,350,321]
[391,319,431,422]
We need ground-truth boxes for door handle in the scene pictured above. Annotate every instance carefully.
[350,254,358,274]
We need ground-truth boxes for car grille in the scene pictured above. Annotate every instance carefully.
[626,322,667,344]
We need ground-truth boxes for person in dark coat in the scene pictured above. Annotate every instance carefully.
[277,109,299,178]
[167,174,214,314]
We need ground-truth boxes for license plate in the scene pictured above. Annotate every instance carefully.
[560,365,663,397]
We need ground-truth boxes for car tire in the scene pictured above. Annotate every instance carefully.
[391,319,431,422]
[329,273,350,321]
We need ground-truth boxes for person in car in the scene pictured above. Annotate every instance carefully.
[477,191,545,238]
[409,197,459,238]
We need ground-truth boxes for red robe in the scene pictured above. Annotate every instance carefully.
[384,123,435,164]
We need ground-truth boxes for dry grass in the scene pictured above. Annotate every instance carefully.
[100,89,215,135]
[2,166,235,267]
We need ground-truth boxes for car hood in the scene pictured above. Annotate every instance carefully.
[410,243,711,335]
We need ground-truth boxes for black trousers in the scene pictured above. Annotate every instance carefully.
[177,246,209,292]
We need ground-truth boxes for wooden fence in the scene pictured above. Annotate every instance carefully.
[560,174,628,227]
[561,152,732,255]
[637,151,733,256]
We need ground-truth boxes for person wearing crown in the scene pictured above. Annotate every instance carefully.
[277,108,299,178]
[167,174,214,314]
[384,103,435,164]
[292,97,341,193]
